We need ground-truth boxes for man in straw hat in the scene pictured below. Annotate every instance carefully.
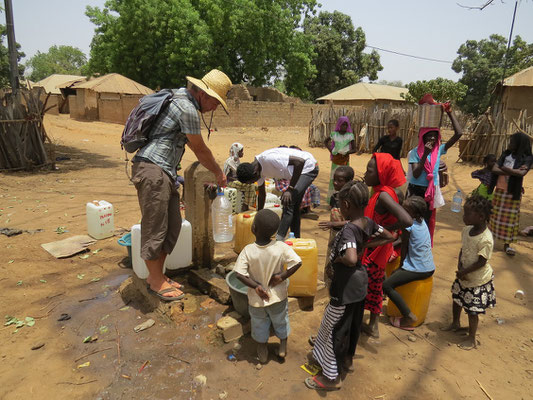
[131,69,232,301]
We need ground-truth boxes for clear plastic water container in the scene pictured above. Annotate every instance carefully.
[212,190,234,243]
[451,189,463,213]
[265,203,283,218]
[86,200,114,239]
[131,221,192,279]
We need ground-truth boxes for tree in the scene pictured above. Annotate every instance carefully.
[85,0,317,98]
[0,10,25,88]
[378,80,404,88]
[25,45,87,81]
[452,34,533,115]
[402,77,468,104]
[303,10,382,100]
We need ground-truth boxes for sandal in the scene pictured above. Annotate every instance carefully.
[389,316,414,331]
[165,277,184,289]
[304,376,341,391]
[505,246,516,256]
[308,335,316,347]
[147,287,185,302]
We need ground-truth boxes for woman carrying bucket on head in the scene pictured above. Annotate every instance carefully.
[325,116,356,203]
[406,96,463,243]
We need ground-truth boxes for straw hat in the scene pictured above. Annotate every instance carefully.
[186,69,232,113]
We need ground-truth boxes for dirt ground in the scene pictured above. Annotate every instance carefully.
[1,114,532,400]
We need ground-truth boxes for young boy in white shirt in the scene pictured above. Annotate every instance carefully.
[234,209,302,363]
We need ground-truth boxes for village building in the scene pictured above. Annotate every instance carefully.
[499,66,533,122]
[68,73,153,124]
[316,82,409,108]
[32,74,86,114]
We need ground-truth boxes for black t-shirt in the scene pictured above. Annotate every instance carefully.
[375,135,403,160]
[329,192,339,209]
[329,217,383,306]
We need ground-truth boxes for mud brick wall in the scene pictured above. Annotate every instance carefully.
[213,100,324,128]
[98,94,143,124]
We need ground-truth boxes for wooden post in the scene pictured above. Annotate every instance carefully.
[184,161,216,269]
[4,0,19,95]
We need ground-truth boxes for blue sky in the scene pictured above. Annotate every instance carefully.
[4,0,533,84]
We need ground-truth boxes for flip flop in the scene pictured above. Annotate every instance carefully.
[165,277,184,289]
[304,376,341,391]
[308,335,316,347]
[505,246,516,256]
[147,287,185,302]
[389,316,415,331]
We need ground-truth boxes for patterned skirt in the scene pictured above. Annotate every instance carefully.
[489,188,520,243]
[451,278,496,315]
[364,259,385,314]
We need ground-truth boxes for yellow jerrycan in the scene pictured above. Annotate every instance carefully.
[386,259,433,327]
[285,238,318,297]
[233,211,257,254]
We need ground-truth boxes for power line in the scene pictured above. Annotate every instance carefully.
[366,45,454,64]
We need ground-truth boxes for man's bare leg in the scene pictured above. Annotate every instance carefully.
[145,253,183,298]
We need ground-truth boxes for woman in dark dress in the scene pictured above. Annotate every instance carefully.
[373,119,403,160]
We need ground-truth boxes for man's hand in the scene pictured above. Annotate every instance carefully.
[255,285,269,301]
[269,274,283,288]
[281,190,292,208]
[318,221,332,231]
[216,171,227,187]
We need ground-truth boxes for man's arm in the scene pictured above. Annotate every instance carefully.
[287,155,305,188]
[257,183,266,210]
[186,134,226,187]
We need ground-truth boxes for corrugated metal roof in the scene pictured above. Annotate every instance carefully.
[503,66,533,87]
[316,82,408,102]
[33,74,86,94]
[71,73,153,95]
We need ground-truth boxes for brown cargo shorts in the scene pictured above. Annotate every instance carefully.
[131,161,182,261]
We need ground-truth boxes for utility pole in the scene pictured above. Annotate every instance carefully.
[4,0,19,94]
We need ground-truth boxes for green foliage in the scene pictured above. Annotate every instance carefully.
[378,80,404,88]
[25,45,87,81]
[402,77,467,104]
[85,0,317,98]
[452,34,533,115]
[0,22,25,89]
[303,10,382,100]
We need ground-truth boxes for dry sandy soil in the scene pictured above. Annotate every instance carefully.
[1,114,532,400]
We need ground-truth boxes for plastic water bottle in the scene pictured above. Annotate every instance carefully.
[212,189,234,243]
[288,232,296,239]
[451,190,463,213]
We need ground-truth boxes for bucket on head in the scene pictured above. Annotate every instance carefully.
[418,104,442,128]
[225,271,250,319]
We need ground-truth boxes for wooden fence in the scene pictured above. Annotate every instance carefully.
[458,109,532,164]
[0,88,51,171]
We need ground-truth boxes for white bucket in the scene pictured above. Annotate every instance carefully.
[131,220,192,279]
[86,200,114,239]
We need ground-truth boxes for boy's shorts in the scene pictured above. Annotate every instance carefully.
[249,298,290,343]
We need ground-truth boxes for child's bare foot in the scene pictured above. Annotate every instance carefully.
[257,342,268,363]
[362,323,380,338]
[278,338,287,358]
[440,323,468,334]
[458,337,477,350]
[342,356,354,373]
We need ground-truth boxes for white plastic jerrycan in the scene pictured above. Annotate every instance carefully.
[86,200,115,239]
[131,220,192,279]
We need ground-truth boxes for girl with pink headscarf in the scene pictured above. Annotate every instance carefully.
[406,104,463,243]
[325,116,356,202]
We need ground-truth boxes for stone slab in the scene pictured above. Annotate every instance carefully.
[188,268,231,305]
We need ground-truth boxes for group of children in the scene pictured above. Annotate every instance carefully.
[233,151,497,391]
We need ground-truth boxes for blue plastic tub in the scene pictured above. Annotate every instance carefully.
[117,232,132,260]
[225,270,250,319]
